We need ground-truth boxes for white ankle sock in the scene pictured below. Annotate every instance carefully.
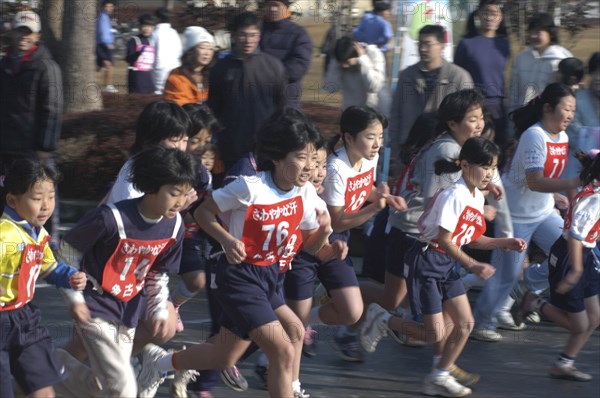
[431,367,450,379]
[292,379,301,392]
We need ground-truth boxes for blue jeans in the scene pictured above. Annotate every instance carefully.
[473,211,563,326]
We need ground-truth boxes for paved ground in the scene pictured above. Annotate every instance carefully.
[30,280,599,398]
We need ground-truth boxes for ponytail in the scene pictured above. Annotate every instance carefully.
[510,83,574,138]
[575,150,600,186]
[435,137,500,176]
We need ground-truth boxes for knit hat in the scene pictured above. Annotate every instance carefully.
[184,26,215,52]
[13,11,41,33]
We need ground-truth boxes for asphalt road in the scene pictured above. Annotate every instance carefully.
[27,280,600,398]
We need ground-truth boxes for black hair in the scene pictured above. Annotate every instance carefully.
[3,159,61,196]
[435,136,499,175]
[374,1,390,13]
[131,101,191,155]
[102,0,115,6]
[419,25,446,43]
[255,107,323,171]
[399,112,438,165]
[155,7,170,23]
[558,57,584,86]
[464,0,507,38]
[129,146,198,194]
[182,103,221,137]
[334,36,358,64]
[138,13,155,26]
[509,83,574,138]
[527,12,559,45]
[588,52,600,74]
[329,106,388,155]
[435,89,486,134]
[481,115,496,142]
[1,159,61,212]
[574,151,600,186]
[230,12,262,33]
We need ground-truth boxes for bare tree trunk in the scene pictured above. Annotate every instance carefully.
[164,0,175,10]
[62,0,103,113]
[41,0,63,63]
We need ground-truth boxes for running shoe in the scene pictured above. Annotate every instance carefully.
[550,365,592,382]
[137,344,169,397]
[449,364,480,387]
[220,365,248,392]
[332,329,365,362]
[423,373,472,397]
[359,303,389,353]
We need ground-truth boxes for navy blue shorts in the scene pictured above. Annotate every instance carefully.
[96,43,113,67]
[178,231,214,275]
[284,250,359,301]
[214,257,285,339]
[406,242,466,315]
[0,304,64,397]
[385,227,417,278]
[549,237,600,313]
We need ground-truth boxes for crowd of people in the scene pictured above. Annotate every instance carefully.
[1,0,599,398]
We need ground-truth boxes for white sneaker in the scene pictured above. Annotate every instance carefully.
[137,344,169,397]
[469,324,502,342]
[103,84,119,93]
[423,374,472,397]
[359,303,389,353]
[496,310,525,331]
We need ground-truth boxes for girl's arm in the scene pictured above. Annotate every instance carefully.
[526,169,580,193]
[437,227,496,281]
[328,200,384,233]
[556,236,584,294]
[301,209,333,255]
[194,194,246,264]
[467,235,528,252]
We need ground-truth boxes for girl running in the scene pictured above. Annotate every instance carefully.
[361,137,527,397]
[472,83,581,341]
[518,151,600,382]
[319,106,406,362]
[141,107,333,398]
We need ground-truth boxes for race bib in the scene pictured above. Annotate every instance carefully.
[134,44,155,72]
[242,197,304,266]
[451,206,486,247]
[344,168,374,214]
[543,142,568,178]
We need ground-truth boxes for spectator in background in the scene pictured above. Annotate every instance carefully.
[208,12,287,171]
[164,27,215,105]
[455,0,510,147]
[126,14,156,94]
[0,10,63,240]
[508,13,572,118]
[388,25,473,175]
[152,7,183,95]
[96,0,118,93]
[564,52,600,186]
[323,36,391,116]
[556,57,585,92]
[352,1,394,52]
[260,0,312,109]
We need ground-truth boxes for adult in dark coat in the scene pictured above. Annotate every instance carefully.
[208,12,287,171]
[260,0,312,109]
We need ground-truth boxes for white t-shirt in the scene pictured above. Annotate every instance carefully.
[212,171,326,267]
[418,178,486,247]
[321,146,378,215]
[562,182,600,248]
[107,159,143,204]
[504,122,569,223]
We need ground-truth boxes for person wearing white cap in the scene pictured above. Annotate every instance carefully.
[163,26,215,105]
[0,10,63,237]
